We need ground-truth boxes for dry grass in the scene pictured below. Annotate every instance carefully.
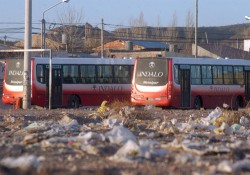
[108,100,134,111]
[213,108,250,127]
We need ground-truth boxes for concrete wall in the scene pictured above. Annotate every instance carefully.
[244,40,250,52]
[192,44,219,58]
[106,51,165,58]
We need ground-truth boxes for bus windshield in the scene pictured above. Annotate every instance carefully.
[5,59,24,86]
[135,58,168,86]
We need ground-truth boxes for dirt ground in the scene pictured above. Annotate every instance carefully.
[0,101,250,175]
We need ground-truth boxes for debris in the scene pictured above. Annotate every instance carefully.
[78,131,105,144]
[0,155,40,171]
[109,140,142,162]
[105,125,136,145]
[217,160,233,173]
[110,139,167,162]
[240,116,249,127]
[97,101,108,114]
[200,107,222,126]
[214,122,232,135]
[59,114,80,131]
[103,118,120,128]
[230,123,241,133]
[218,159,250,173]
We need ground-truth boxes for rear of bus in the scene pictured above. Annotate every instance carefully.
[131,57,172,106]
[2,59,24,104]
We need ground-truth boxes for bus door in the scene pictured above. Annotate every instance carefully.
[45,65,62,108]
[179,65,191,108]
[244,66,250,102]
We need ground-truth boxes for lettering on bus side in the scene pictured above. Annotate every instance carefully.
[7,70,23,85]
[137,71,164,78]
[93,85,123,92]
[210,86,230,92]
[8,70,23,76]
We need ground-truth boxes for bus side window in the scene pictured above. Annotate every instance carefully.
[202,65,212,84]
[234,66,244,85]
[174,65,179,84]
[191,65,201,85]
[114,65,130,84]
[223,66,233,84]
[213,66,223,84]
[98,65,113,84]
[36,65,45,84]
[63,65,73,84]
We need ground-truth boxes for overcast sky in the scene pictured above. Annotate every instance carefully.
[0,0,249,41]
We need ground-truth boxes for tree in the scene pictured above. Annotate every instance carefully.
[151,16,163,40]
[185,10,195,49]
[166,12,179,43]
[129,12,148,40]
[47,6,85,53]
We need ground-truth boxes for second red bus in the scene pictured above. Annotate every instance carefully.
[131,57,250,109]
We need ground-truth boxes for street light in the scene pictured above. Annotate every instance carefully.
[41,0,70,57]
[195,0,198,58]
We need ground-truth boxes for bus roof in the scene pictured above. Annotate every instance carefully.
[32,57,134,65]
[137,57,250,66]
[171,57,250,66]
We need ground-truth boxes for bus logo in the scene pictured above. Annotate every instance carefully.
[16,62,21,68]
[149,62,155,69]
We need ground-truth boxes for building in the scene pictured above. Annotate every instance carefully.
[93,39,169,58]
[194,44,250,59]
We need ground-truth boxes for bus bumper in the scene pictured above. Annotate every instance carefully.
[2,94,18,104]
[131,95,171,107]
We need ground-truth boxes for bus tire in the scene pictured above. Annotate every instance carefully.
[194,96,202,110]
[233,97,241,111]
[68,95,80,108]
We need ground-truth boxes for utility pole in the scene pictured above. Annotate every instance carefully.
[23,0,32,109]
[195,0,198,58]
[101,18,104,58]
[4,35,7,45]
[41,18,46,57]
[205,32,208,44]
[84,23,88,49]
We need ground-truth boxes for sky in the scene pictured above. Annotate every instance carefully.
[0,0,249,41]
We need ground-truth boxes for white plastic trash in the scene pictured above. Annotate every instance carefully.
[105,126,136,145]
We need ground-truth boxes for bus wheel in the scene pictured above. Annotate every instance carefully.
[233,97,240,111]
[194,96,202,110]
[68,95,80,108]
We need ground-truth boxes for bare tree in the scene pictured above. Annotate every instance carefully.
[129,12,148,40]
[84,23,102,51]
[166,12,179,43]
[47,6,85,53]
[152,16,162,40]
[185,10,195,49]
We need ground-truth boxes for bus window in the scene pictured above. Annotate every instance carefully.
[234,66,244,85]
[70,65,79,84]
[114,65,130,84]
[223,66,233,84]
[174,65,179,84]
[97,65,113,83]
[80,65,96,84]
[191,65,201,85]
[36,65,45,84]
[213,66,223,84]
[63,65,73,84]
[202,65,212,84]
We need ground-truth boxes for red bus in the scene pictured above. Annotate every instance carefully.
[2,57,134,108]
[131,57,250,109]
